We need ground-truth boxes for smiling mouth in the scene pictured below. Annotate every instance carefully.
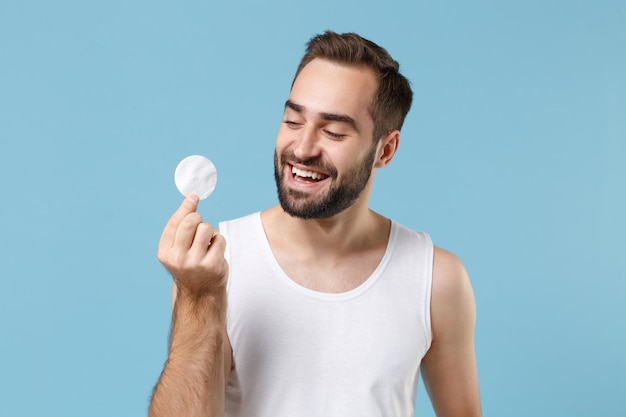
[291,165,330,183]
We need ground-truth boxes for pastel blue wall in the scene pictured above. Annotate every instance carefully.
[1,1,624,416]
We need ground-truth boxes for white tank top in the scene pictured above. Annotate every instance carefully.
[220,213,433,417]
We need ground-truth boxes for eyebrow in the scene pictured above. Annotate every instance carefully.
[285,100,359,132]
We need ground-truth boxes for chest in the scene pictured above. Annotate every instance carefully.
[272,247,387,293]
[225,262,430,416]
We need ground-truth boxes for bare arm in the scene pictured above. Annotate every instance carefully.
[149,195,231,417]
[421,247,481,417]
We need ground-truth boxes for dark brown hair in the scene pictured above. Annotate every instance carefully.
[293,31,413,141]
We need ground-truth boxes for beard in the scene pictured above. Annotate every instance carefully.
[273,144,377,219]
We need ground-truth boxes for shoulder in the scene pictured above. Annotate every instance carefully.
[218,212,262,261]
[218,212,260,233]
[421,247,482,415]
[389,220,432,249]
[431,246,476,339]
[432,246,471,292]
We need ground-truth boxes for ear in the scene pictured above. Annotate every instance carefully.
[374,130,400,168]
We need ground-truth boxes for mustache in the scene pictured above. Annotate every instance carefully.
[278,150,337,177]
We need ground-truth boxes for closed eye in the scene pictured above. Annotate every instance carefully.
[324,130,346,139]
[283,120,302,128]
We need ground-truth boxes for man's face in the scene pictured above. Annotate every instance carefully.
[273,59,379,219]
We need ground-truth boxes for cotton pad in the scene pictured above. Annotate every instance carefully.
[174,155,217,200]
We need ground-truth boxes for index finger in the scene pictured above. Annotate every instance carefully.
[159,194,200,249]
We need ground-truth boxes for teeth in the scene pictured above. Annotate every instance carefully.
[292,166,323,180]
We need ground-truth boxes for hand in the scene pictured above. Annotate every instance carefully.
[157,194,228,296]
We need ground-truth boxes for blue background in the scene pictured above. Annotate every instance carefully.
[1,1,624,416]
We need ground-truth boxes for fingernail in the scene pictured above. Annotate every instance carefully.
[186,194,199,204]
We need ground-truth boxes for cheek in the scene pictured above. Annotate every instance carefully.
[344,146,377,172]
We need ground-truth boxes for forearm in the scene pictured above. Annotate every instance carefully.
[149,288,227,417]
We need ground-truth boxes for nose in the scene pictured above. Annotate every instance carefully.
[293,127,321,161]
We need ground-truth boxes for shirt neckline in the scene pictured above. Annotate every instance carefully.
[251,212,398,302]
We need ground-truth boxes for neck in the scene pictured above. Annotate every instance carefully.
[262,197,390,258]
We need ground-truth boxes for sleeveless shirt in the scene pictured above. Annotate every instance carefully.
[220,213,433,417]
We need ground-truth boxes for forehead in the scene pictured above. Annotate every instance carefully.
[289,59,378,125]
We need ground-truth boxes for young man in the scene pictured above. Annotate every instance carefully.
[150,31,481,417]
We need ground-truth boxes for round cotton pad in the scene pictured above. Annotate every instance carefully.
[174,155,217,200]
